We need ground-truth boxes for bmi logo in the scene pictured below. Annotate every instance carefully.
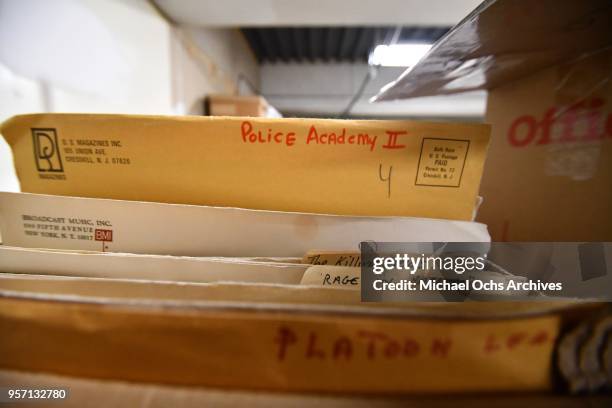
[32,128,63,172]
[95,229,113,242]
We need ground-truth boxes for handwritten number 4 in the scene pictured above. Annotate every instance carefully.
[379,164,392,199]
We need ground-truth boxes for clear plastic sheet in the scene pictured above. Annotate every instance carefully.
[373,0,612,101]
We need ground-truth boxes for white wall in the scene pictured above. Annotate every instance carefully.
[171,26,260,114]
[0,0,260,191]
[0,0,176,115]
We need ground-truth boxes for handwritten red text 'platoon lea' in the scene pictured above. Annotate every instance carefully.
[273,325,552,362]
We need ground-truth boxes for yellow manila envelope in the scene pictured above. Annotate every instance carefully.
[1,114,490,220]
[0,293,565,393]
[0,192,489,257]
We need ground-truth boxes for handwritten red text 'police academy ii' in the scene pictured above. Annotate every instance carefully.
[241,120,408,152]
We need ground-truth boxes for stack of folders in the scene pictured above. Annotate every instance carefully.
[0,114,603,395]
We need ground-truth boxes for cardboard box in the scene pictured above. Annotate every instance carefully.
[205,94,269,117]
[373,0,612,240]
[479,52,612,240]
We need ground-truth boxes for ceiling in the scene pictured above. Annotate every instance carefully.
[241,26,449,63]
[151,0,486,118]
[154,0,481,27]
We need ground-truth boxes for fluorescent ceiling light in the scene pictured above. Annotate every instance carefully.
[369,43,432,67]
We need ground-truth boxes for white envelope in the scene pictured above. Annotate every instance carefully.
[0,245,307,284]
[0,192,490,257]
